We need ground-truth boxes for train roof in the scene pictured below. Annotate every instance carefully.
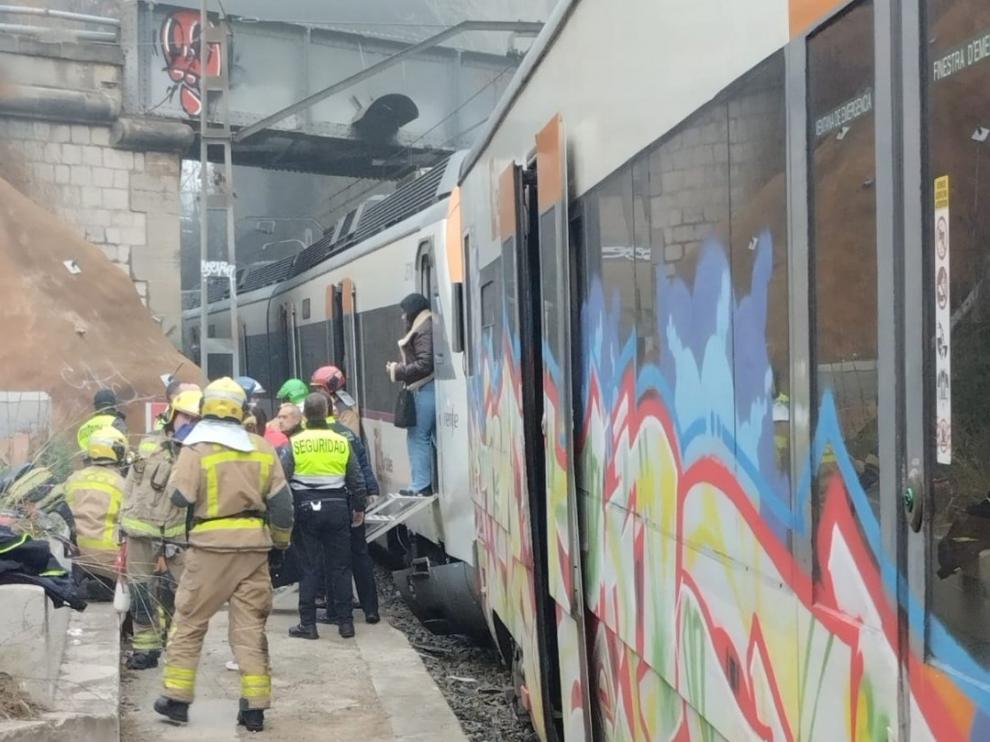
[192,152,463,308]
[460,0,574,181]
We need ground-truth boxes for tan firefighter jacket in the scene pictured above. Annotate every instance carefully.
[120,432,187,543]
[168,433,291,552]
[65,465,125,553]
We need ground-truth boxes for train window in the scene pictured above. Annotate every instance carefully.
[728,53,791,496]
[301,298,311,320]
[501,237,519,340]
[595,169,636,343]
[463,232,474,376]
[809,2,880,527]
[450,283,465,354]
[648,102,732,290]
[481,280,496,329]
[927,0,990,666]
[631,157,658,366]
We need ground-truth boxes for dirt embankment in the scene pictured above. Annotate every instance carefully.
[0,176,200,441]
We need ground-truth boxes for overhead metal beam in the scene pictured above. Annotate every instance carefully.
[233,20,542,143]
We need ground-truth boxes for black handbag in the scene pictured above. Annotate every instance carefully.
[393,386,417,429]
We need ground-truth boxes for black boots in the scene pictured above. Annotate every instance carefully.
[288,623,319,640]
[365,613,380,624]
[338,621,355,638]
[238,698,264,732]
[153,696,189,723]
[126,650,160,670]
[153,694,265,732]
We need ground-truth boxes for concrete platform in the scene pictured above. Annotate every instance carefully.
[120,587,467,741]
[0,601,120,742]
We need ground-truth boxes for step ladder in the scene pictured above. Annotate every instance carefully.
[364,493,438,542]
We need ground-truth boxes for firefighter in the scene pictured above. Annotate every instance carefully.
[154,378,293,732]
[286,393,366,640]
[121,387,201,671]
[77,388,128,452]
[309,365,361,436]
[65,426,128,595]
[153,377,201,432]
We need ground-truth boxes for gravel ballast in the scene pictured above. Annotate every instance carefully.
[375,566,539,742]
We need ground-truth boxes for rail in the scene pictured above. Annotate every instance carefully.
[0,4,119,43]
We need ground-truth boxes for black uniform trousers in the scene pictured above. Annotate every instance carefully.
[324,521,378,615]
[297,497,353,626]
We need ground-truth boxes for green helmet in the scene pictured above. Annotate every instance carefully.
[277,378,308,405]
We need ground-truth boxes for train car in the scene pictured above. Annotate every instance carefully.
[454,0,990,740]
[183,155,485,634]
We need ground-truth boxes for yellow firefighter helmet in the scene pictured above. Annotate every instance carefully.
[87,426,128,464]
[201,377,247,423]
[168,388,203,424]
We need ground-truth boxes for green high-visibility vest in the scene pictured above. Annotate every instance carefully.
[290,428,350,490]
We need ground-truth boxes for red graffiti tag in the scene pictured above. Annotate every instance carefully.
[160,9,222,117]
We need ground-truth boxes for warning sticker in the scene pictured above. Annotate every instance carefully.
[934,175,952,465]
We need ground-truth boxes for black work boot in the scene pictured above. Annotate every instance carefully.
[127,650,160,670]
[153,696,189,723]
[338,621,355,638]
[288,623,319,640]
[364,612,380,624]
[237,698,265,732]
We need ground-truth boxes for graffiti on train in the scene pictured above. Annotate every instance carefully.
[468,227,990,739]
[468,319,549,736]
[571,231,990,740]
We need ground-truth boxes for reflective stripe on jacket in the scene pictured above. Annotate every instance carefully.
[77,413,118,451]
[170,436,288,551]
[65,465,124,551]
[289,428,349,490]
[121,433,187,542]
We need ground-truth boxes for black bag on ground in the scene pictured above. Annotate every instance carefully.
[393,386,416,429]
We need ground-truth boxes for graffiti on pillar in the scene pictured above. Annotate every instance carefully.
[159,9,222,117]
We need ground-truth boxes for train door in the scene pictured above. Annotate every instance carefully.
[339,278,362,413]
[497,159,559,740]
[901,0,990,736]
[532,115,593,740]
[285,301,300,377]
[417,242,443,493]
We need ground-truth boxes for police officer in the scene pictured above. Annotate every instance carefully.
[77,388,128,452]
[324,396,379,624]
[65,426,128,596]
[121,387,201,670]
[154,378,293,733]
[286,393,366,640]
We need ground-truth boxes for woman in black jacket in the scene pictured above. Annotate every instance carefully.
[386,293,436,495]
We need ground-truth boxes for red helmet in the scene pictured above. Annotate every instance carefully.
[310,365,345,395]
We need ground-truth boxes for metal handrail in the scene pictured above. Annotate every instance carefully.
[0,5,120,28]
[0,22,116,42]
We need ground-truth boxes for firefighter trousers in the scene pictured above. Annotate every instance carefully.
[126,537,184,653]
[75,545,117,580]
[163,548,273,709]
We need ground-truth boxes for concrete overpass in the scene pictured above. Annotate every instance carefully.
[120,2,538,178]
[0,1,538,346]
